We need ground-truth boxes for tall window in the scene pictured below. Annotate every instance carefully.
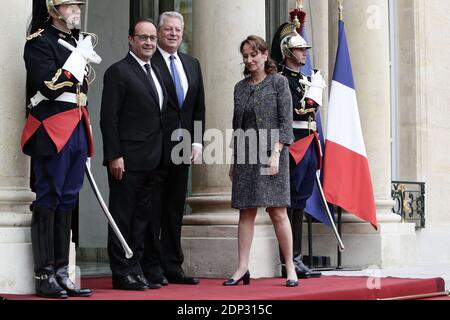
[173,0,192,53]
[266,0,288,46]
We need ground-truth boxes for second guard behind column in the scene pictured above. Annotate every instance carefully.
[275,22,325,279]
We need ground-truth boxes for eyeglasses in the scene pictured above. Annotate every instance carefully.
[134,34,158,42]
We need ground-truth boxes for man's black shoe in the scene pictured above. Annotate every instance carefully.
[134,274,161,289]
[146,274,169,286]
[112,274,147,291]
[166,274,200,285]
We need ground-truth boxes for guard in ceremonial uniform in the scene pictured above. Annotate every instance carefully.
[275,22,325,279]
[21,0,101,298]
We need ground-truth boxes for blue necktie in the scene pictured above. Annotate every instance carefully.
[169,55,184,108]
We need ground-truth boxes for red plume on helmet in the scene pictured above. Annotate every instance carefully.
[289,8,306,34]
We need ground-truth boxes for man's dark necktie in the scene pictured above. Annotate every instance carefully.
[169,55,185,108]
[144,63,160,106]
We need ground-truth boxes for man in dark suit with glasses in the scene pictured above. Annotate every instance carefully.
[100,17,167,291]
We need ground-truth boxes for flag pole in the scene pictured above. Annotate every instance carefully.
[337,207,343,269]
[334,0,348,271]
[83,0,89,32]
[331,0,363,272]
[307,215,313,268]
[338,0,344,21]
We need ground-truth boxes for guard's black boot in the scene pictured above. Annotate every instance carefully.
[293,255,322,279]
[54,210,92,297]
[31,206,68,299]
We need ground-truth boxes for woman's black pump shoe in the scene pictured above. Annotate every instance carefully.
[223,271,250,286]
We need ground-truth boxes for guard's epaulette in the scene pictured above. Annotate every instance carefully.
[26,29,44,41]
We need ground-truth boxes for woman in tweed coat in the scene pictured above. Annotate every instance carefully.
[224,35,298,287]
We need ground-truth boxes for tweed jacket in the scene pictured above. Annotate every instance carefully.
[230,73,293,209]
[232,73,294,151]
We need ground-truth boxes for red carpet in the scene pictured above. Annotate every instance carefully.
[0,275,445,300]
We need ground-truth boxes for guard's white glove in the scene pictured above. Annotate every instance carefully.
[76,35,102,64]
[299,70,326,107]
[60,35,102,83]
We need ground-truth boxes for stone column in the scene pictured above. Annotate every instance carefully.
[309,0,416,268]
[0,3,36,294]
[182,0,278,278]
[308,0,329,78]
[402,0,450,266]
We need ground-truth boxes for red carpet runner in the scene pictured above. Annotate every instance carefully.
[1,275,446,300]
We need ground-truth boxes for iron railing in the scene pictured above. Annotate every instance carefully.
[391,181,425,229]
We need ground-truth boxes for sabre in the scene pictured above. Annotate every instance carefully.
[85,166,133,259]
[315,171,345,252]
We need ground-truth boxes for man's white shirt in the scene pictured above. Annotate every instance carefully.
[157,47,188,100]
[129,51,164,110]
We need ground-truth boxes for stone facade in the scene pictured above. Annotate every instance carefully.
[1,0,450,293]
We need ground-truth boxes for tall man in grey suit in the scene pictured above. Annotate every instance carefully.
[141,11,205,285]
[100,17,167,291]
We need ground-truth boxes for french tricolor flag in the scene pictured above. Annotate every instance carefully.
[323,20,378,230]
